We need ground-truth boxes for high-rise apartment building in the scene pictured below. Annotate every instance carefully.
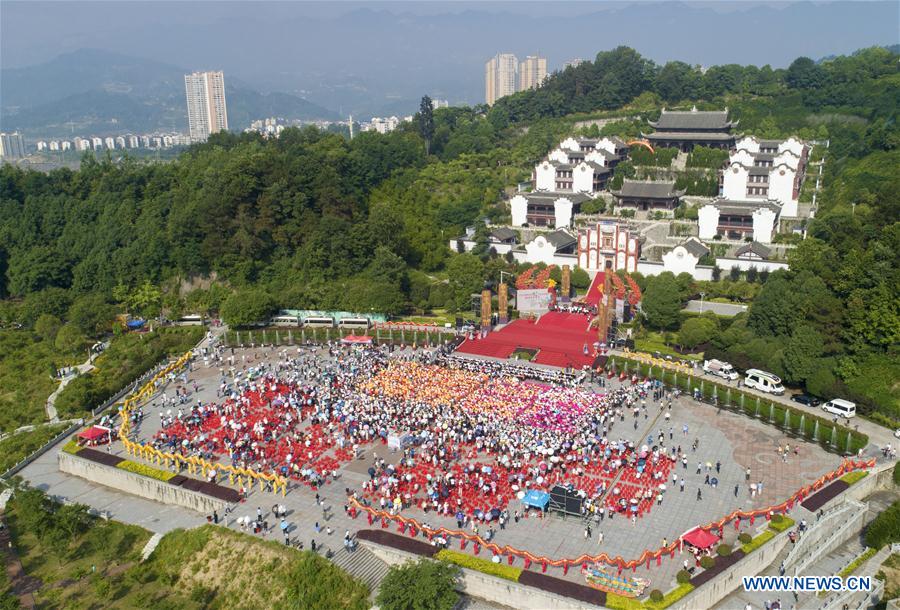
[485,53,518,106]
[0,132,26,159]
[184,71,228,142]
[519,55,548,91]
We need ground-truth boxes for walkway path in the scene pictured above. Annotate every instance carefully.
[45,348,103,423]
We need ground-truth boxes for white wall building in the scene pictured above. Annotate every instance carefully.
[519,55,548,91]
[721,136,808,218]
[638,237,715,281]
[184,70,228,142]
[698,198,781,244]
[512,230,579,267]
[0,132,26,158]
[510,192,589,228]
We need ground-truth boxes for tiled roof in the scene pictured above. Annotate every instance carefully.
[735,241,772,259]
[649,108,735,130]
[545,230,577,249]
[612,180,682,199]
[680,237,710,258]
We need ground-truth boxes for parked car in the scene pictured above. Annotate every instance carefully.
[822,398,856,418]
[702,359,739,381]
[790,394,821,407]
[744,369,785,395]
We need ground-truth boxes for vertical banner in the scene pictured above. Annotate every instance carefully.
[498,283,509,324]
[561,265,571,299]
[481,289,492,331]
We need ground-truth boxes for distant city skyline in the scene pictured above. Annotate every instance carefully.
[485,53,548,105]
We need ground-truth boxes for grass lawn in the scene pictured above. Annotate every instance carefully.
[4,489,368,610]
[634,332,704,362]
[0,331,81,433]
[0,423,69,473]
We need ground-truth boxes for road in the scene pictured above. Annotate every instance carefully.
[609,349,894,451]
[683,300,747,316]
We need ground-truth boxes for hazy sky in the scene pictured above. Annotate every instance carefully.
[2,1,898,113]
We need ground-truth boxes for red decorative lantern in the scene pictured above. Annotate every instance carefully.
[508,555,514,566]
[563,563,569,575]
[367,513,373,525]
[474,543,480,555]
[541,562,547,573]
[460,539,467,550]
[524,558,531,569]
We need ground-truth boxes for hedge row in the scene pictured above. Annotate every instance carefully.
[434,549,522,581]
[606,356,869,454]
[116,459,177,481]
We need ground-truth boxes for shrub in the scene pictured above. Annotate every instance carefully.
[742,530,776,554]
[644,583,695,610]
[116,460,176,482]
[769,515,795,533]
[676,569,691,584]
[716,544,732,557]
[62,439,82,455]
[699,556,715,569]
[377,558,460,610]
[434,549,521,581]
[604,593,643,610]
[840,471,868,485]
[894,462,900,487]
[838,548,877,577]
[865,500,900,549]
[738,533,752,544]
[649,589,664,602]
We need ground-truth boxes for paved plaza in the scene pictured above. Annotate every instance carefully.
[20,345,849,595]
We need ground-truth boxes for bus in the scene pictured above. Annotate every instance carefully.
[175,314,206,326]
[337,317,371,330]
[271,315,301,327]
[303,316,335,328]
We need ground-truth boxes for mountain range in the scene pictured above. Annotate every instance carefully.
[1,49,338,138]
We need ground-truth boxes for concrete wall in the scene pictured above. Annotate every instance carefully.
[670,529,791,610]
[59,450,228,515]
[363,541,604,610]
[715,257,788,273]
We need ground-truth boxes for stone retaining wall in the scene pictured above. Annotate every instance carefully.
[362,540,605,610]
[58,450,229,515]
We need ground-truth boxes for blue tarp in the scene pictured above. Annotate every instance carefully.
[126,319,146,329]
[521,490,550,510]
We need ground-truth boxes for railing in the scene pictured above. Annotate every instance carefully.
[1,421,81,480]
[783,499,867,575]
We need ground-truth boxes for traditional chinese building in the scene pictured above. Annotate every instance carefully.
[611,180,684,213]
[510,192,591,228]
[643,107,737,152]
[698,197,782,244]
[577,221,641,274]
[720,136,808,217]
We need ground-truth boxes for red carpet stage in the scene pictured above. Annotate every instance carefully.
[455,312,598,368]
[582,271,606,307]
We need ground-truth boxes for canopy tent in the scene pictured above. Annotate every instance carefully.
[77,425,111,444]
[682,526,719,549]
[341,335,373,345]
[521,489,551,511]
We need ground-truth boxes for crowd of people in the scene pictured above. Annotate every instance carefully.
[146,342,692,522]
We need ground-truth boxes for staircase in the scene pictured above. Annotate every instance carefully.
[140,532,163,561]
[328,543,391,599]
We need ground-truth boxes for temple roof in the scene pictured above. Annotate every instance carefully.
[544,229,577,250]
[648,107,736,130]
[680,237,710,258]
[523,191,592,204]
[644,131,735,141]
[704,197,782,216]
[490,227,518,242]
[735,241,772,259]
[611,180,684,200]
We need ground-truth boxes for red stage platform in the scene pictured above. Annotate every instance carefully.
[582,271,606,307]
[455,311,598,369]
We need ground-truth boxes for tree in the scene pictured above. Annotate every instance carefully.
[641,273,683,330]
[376,559,460,610]
[418,96,435,155]
[34,313,62,343]
[55,323,86,356]
[571,267,591,290]
[782,324,826,384]
[67,294,117,337]
[446,254,485,312]
[220,289,276,328]
[785,57,827,89]
[678,317,718,349]
[729,266,741,282]
[746,266,758,283]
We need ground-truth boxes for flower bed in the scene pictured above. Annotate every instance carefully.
[800,480,850,511]
[116,459,176,482]
[435,549,522,581]
[838,547,876,577]
[355,529,438,557]
[61,439,82,455]
[689,549,746,587]
[517,570,606,607]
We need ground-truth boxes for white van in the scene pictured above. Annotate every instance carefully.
[703,359,739,381]
[822,398,856,418]
[744,369,785,395]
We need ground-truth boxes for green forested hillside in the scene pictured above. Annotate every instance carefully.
[0,46,897,419]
